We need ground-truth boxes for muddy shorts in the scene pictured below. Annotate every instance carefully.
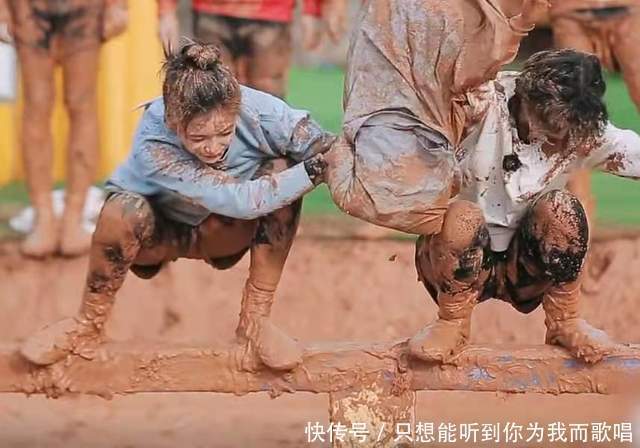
[418,191,590,314]
[104,191,250,280]
[418,230,553,315]
[9,0,105,57]
[329,112,456,235]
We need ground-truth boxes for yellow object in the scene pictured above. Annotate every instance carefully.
[0,0,164,186]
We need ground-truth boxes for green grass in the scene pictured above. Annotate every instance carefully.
[2,68,640,226]
[593,72,640,226]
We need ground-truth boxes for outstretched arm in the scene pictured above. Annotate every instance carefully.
[587,123,640,179]
[139,142,322,221]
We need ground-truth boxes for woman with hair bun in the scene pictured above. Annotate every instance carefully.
[19,40,335,372]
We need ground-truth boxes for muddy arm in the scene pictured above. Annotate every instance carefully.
[278,118,336,162]
[140,143,317,221]
[260,98,336,162]
[588,123,640,179]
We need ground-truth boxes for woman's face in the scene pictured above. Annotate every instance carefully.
[178,107,238,165]
[515,97,569,151]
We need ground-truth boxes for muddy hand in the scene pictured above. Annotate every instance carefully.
[102,2,128,41]
[20,317,102,366]
[158,11,180,51]
[323,0,347,44]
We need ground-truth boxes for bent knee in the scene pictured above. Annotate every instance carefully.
[97,192,156,242]
[437,200,488,251]
[522,190,589,283]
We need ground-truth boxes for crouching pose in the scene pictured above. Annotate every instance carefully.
[327,0,635,363]
[20,41,333,371]
[411,50,640,364]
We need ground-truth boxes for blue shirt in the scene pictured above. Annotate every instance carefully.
[107,86,332,225]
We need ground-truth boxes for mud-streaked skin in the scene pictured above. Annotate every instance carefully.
[2,0,127,258]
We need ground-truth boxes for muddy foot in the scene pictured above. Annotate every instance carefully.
[59,224,92,257]
[20,317,100,366]
[408,318,470,363]
[546,318,619,363]
[21,222,59,259]
[238,317,303,371]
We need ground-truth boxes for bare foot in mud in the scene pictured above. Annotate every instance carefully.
[237,316,303,371]
[59,222,92,257]
[21,218,59,259]
[408,318,470,363]
[20,317,101,366]
[546,318,619,363]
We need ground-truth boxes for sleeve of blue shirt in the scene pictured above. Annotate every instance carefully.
[137,140,315,222]
[256,92,335,161]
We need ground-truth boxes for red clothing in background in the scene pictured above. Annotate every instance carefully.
[157,0,322,22]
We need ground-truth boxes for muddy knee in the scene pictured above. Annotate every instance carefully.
[437,201,488,251]
[97,192,156,245]
[418,200,489,289]
[521,190,589,283]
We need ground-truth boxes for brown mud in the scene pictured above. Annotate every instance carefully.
[0,232,639,447]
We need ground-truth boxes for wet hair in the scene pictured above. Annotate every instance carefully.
[162,40,241,131]
[516,49,608,147]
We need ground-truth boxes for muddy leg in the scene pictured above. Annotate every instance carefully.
[17,47,58,258]
[59,47,101,257]
[20,192,156,365]
[235,199,304,371]
[612,10,640,112]
[522,190,619,363]
[409,201,490,363]
[325,129,451,236]
[246,22,291,98]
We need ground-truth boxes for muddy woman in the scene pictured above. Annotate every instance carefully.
[0,0,128,258]
[551,0,640,233]
[326,0,640,363]
[20,41,334,371]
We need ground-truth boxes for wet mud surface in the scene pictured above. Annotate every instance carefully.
[0,234,639,447]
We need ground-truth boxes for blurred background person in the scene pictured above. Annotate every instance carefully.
[155,0,347,98]
[0,0,128,258]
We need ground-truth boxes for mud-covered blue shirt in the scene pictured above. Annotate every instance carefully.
[107,86,332,225]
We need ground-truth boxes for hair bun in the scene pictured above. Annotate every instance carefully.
[183,42,222,70]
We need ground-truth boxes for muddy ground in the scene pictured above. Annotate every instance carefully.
[0,225,639,447]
